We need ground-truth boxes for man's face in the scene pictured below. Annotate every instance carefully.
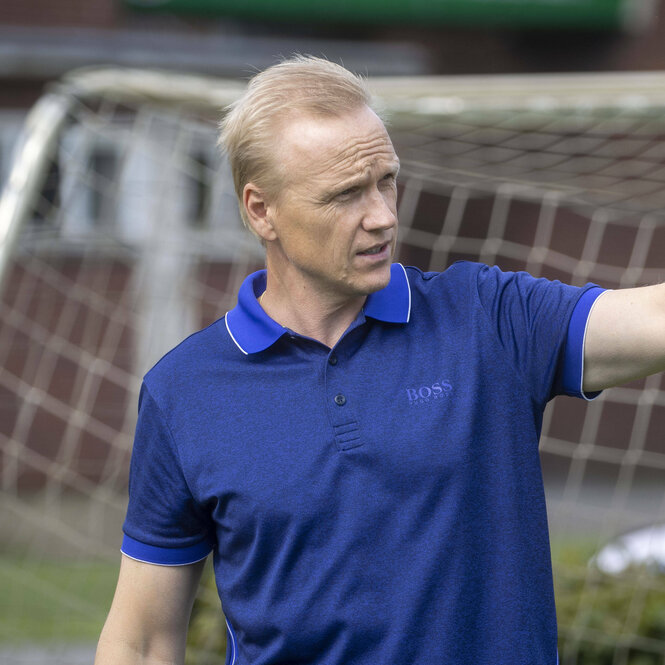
[264,105,400,301]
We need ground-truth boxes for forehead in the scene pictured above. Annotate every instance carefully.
[277,106,398,186]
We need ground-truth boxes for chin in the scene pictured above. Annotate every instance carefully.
[356,269,392,295]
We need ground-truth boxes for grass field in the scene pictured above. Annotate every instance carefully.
[0,558,119,643]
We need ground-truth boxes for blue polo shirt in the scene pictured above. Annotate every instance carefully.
[123,261,604,665]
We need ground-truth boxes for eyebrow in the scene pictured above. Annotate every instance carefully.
[326,160,401,200]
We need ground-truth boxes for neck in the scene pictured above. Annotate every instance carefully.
[259,270,366,350]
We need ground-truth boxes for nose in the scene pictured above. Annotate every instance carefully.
[362,187,397,232]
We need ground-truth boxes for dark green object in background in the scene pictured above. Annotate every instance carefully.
[123,0,649,31]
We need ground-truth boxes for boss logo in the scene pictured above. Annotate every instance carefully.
[406,380,453,405]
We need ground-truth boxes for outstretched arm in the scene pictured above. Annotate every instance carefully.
[95,554,206,665]
[583,284,665,393]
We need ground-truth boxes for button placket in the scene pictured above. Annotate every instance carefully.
[324,349,362,451]
[328,354,345,406]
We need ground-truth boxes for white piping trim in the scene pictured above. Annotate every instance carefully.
[225,313,248,355]
[225,617,237,665]
[119,549,211,567]
[580,289,612,401]
[397,262,412,322]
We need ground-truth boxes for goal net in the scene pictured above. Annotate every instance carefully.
[2,66,665,664]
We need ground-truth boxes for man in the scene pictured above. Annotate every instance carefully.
[95,56,665,665]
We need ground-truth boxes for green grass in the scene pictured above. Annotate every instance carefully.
[0,558,119,643]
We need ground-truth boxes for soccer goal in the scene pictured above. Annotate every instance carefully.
[1,66,665,664]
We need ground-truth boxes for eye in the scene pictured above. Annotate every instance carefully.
[335,186,359,200]
[380,172,397,187]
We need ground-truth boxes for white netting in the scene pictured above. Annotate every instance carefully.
[1,68,665,664]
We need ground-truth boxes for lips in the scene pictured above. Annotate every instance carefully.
[358,242,389,256]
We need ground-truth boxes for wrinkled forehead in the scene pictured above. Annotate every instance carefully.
[273,106,398,187]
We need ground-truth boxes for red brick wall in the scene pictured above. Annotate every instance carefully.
[0,0,119,28]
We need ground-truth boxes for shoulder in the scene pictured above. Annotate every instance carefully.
[143,316,232,401]
[403,261,489,297]
[405,261,583,307]
[404,260,484,284]
[402,261,486,312]
[401,260,588,328]
[387,262,490,340]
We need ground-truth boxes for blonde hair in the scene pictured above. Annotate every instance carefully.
[219,55,374,231]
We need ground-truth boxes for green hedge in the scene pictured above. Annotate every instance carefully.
[187,562,226,665]
[554,543,665,665]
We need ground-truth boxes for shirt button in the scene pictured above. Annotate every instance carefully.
[334,394,346,406]
[329,355,338,366]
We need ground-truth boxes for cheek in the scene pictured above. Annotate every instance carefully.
[290,210,340,264]
[316,208,346,248]
[329,211,361,255]
[383,186,398,214]
[280,204,323,246]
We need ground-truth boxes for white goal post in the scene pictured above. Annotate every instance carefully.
[2,66,665,662]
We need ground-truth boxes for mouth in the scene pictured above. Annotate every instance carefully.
[357,242,390,257]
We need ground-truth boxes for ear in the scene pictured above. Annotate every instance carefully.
[243,182,278,242]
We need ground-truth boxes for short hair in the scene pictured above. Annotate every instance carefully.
[219,55,375,231]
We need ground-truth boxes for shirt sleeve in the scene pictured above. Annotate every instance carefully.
[474,264,605,405]
[559,286,607,401]
[121,382,215,566]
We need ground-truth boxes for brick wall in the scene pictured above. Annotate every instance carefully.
[0,0,119,28]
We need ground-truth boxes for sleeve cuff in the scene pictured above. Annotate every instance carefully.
[121,534,213,566]
[561,286,607,401]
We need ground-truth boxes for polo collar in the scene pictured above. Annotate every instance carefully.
[225,263,411,355]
